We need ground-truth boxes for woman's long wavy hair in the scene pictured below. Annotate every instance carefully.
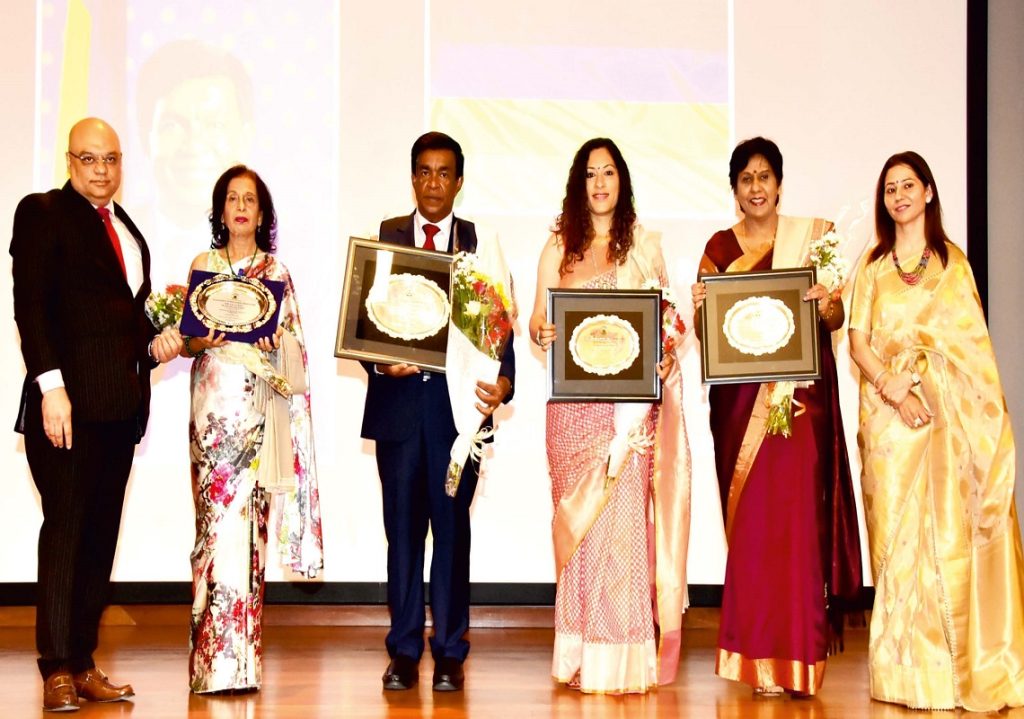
[555,138,636,277]
[870,151,949,267]
[209,164,278,253]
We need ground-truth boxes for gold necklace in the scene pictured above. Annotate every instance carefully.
[737,219,776,255]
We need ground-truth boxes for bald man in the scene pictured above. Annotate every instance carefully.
[10,118,182,712]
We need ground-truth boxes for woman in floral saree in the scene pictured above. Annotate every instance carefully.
[692,137,862,697]
[182,165,323,693]
[530,138,691,694]
[849,151,1024,712]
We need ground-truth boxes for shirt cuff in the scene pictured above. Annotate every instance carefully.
[36,369,65,394]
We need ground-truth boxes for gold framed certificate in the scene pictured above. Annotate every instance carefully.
[547,288,662,402]
[335,237,453,372]
[179,270,285,342]
[699,267,821,384]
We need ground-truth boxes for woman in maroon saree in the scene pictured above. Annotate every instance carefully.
[692,137,862,696]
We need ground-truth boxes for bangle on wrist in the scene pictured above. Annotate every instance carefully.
[871,368,888,387]
[534,329,542,345]
[147,339,156,361]
[184,336,205,359]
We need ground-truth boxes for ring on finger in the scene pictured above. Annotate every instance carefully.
[913,418,923,427]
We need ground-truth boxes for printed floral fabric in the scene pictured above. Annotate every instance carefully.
[188,250,323,693]
[850,242,1024,712]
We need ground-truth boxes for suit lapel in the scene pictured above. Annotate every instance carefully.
[392,213,416,248]
[61,183,130,289]
[115,203,152,299]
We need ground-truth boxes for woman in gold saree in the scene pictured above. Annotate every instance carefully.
[692,137,862,696]
[530,138,691,694]
[849,151,1024,712]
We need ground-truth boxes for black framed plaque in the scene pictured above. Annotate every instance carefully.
[699,267,820,384]
[547,288,662,402]
[334,237,454,372]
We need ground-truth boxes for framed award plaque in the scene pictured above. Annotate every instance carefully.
[698,267,821,384]
[547,288,662,402]
[179,270,285,342]
[334,237,454,372]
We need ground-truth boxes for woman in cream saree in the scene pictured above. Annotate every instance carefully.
[530,139,691,694]
[850,151,1024,712]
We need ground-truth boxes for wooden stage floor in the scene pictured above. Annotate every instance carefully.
[1,610,1021,718]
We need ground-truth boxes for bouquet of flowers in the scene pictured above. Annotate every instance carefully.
[643,280,687,354]
[449,253,514,361]
[809,230,849,295]
[144,283,187,330]
[444,239,515,498]
[604,280,686,482]
[766,231,848,437]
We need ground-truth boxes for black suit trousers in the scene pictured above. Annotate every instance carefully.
[24,395,136,679]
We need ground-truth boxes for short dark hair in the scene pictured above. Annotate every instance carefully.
[410,131,464,178]
[209,165,278,253]
[870,151,949,267]
[728,136,784,192]
[135,40,254,153]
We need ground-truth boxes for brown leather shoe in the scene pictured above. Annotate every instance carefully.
[72,668,135,702]
[42,671,79,712]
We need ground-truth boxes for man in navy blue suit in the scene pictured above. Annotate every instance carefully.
[361,132,515,692]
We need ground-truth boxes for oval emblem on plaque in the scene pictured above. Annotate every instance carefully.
[722,295,795,356]
[366,273,450,341]
[568,314,640,376]
[190,274,277,333]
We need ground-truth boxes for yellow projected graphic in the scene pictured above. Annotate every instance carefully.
[53,0,91,186]
[431,98,730,218]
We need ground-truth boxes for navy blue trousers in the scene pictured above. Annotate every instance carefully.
[375,378,478,662]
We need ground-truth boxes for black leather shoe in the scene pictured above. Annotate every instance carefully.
[382,655,418,690]
[432,657,464,692]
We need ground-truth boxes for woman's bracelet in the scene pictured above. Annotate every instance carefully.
[534,329,542,346]
[184,336,205,358]
[871,368,888,387]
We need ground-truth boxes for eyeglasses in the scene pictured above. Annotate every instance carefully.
[68,151,122,167]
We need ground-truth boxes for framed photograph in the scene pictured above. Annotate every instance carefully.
[334,237,454,372]
[699,267,820,384]
[179,269,285,343]
[547,288,662,402]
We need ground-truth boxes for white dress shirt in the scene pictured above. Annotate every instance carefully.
[414,210,453,251]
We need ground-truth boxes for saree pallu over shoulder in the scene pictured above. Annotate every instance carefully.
[853,243,1024,712]
[551,227,692,689]
[705,217,862,695]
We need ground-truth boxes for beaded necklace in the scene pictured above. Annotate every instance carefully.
[891,246,931,286]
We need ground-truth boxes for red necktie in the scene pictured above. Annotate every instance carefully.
[96,206,127,278]
[423,223,441,251]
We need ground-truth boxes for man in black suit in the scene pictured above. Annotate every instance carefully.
[10,118,182,712]
[362,132,515,692]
